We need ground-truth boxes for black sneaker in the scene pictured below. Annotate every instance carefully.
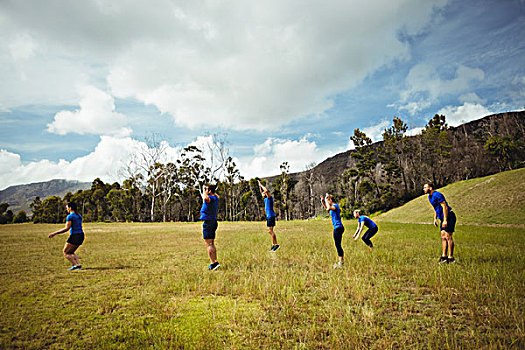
[208,262,220,271]
[447,257,456,264]
[271,245,280,252]
[439,257,448,264]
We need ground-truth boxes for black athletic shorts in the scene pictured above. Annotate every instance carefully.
[440,211,456,233]
[266,216,276,227]
[67,233,84,246]
[203,219,218,239]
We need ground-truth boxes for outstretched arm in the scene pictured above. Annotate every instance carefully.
[49,221,72,238]
[353,221,364,240]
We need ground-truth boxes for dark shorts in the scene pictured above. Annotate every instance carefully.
[266,216,276,227]
[440,211,456,233]
[67,233,84,246]
[203,220,218,239]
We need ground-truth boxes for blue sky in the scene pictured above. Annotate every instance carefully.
[0,0,524,189]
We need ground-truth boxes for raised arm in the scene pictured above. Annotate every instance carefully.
[201,185,211,203]
[258,180,269,197]
[320,195,327,210]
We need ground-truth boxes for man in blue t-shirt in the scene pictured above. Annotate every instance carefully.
[320,194,345,268]
[352,210,378,249]
[258,180,279,252]
[423,183,457,264]
[199,184,220,270]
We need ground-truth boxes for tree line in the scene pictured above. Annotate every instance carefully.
[1,112,523,224]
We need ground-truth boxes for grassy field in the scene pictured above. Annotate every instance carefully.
[377,168,525,225]
[0,219,524,349]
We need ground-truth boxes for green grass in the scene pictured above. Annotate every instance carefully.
[0,220,524,349]
[377,168,525,225]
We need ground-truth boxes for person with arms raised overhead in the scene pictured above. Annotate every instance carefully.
[200,184,221,270]
[320,194,345,269]
[258,180,280,252]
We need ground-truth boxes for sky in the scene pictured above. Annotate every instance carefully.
[0,0,524,190]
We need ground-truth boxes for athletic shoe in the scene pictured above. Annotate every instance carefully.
[208,262,220,271]
[333,262,344,269]
[447,257,456,264]
[271,245,280,252]
[68,265,81,270]
[439,257,448,264]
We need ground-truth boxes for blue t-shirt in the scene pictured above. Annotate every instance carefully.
[66,212,83,235]
[264,196,276,218]
[358,215,377,229]
[330,204,344,229]
[428,191,452,221]
[200,195,219,220]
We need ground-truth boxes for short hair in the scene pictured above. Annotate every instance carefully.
[67,202,77,212]
[353,209,361,216]
[208,184,217,193]
[425,182,435,189]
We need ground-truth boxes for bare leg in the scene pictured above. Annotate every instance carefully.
[446,233,454,258]
[268,226,278,245]
[63,243,80,266]
[440,231,448,257]
[204,239,217,264]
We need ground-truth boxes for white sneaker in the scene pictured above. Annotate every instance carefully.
[333,262,344,269]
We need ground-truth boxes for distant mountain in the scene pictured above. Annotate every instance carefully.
[0,179,91,215]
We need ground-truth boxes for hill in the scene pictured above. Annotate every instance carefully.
[376,168,525,225]
[0,179,91,215]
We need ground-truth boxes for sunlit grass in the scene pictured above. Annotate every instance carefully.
[0,220,523,349]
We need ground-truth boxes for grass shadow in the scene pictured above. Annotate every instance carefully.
[82,266,136,271]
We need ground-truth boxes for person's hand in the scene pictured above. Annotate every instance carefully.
[48,232,56,238]
[442,220,447,228]
[203,185,208,192]
[353,233,359,240]
[433,219,439,228]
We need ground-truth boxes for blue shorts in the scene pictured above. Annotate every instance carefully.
[440,211,456,233]
[266,216,276,227]
[203,220,218,239]
[67,233,84,246]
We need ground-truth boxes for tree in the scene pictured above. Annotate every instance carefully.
[178,145,207,221]
[484,136,521,171]
[41,196,65,223]
[223,156,243,221]
[30,196,43,223]
[421,114,451,186]
[350,128,381,203]
[13,211,29,223]
[272,162,297,221]
[0,202,12,224]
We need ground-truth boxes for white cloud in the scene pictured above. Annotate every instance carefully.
[0,136,184,190]
[0,0,449,130]
[399,63,485,115]
[437,102,492,127]
[47,86,131,137]
[238,136,332,179]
